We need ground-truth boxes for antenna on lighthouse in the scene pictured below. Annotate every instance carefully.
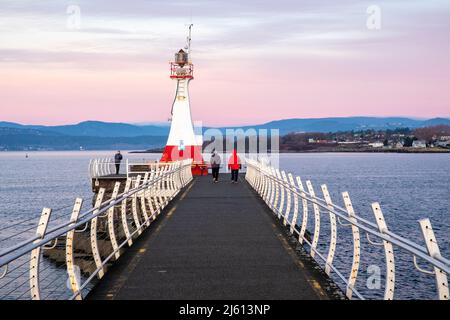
[185,24,193,60]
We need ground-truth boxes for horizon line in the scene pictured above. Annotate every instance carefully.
[2,115,450,128]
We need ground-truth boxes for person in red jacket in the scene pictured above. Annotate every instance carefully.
[227,149,242,183]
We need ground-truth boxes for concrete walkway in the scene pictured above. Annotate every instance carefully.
[88,174,331,300]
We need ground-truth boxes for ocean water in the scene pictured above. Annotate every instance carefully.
[280,153,450,300]
[0,151,448,300]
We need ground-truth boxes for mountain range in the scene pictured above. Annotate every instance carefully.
[1,117,449,150]
[0,120,170,137]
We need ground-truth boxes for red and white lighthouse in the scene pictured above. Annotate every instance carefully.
[160,25,207,175]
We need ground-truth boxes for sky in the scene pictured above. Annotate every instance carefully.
[0,0,449,126]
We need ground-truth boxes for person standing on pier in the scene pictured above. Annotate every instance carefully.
[114,151,123,175]
[210,150,221,183]
[228,149,242,183]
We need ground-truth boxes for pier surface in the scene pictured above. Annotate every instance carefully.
[88,175,333,300]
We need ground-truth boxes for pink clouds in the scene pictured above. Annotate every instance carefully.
[0,0,449,126]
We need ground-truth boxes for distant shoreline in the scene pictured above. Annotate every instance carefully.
[130,148,450,154]
[1,148,449,154]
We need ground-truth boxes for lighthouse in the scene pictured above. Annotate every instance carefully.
[160,25,207,175]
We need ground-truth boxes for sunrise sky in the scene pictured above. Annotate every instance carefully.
[1,0,449,126]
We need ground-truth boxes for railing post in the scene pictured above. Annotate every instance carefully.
[273,169,281,216]
[245,161,252,184]
[257,163,263,194]
[100,158,104,176]
[342,192,361,299]
[174,163,180,193]
[145,169,157,221]
[164,165,172,204]
[288,173,298,234]
[179,162,185,189]
[253,163,261,193]
[264,166,272,206]
[306,181,320,258]
[98,159,102,177]
[171,163,179,192]
[261,165,269,202]
[178,162,184,188]
[179,162,185,187]
[90,188,105,279]
[281,171,290,226]
[270,167,277,209]
[418,218,449,300]
[161,165,170,206]
[30,207,52,300]
[121,178,133,246]
[296,176,308,244]
[153,167,163,211]
[371,203,395,300]
[154,166,162,208]
[66,198,83,300]
[155,167,164,215]
[277,169,285,219]
[157,166,165,208]
[321,185,337,276]
[108,182,121,260]
[140,173,150,227]
[132,175,143,235]
[92,159,95,177]
[264,165,271,204]
[168,164,176,198]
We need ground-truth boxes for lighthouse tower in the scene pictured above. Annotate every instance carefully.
[160,25,206,175]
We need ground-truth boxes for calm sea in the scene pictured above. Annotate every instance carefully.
[0,151,448,299]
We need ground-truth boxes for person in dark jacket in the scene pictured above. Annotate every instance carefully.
[114,151,123,175]
[210,150,221,183]
[227,149,242,183]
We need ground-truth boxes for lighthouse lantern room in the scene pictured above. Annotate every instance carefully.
[160,25,207,175]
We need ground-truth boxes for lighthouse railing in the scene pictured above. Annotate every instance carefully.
[0,159,193,300]
[245,158,449,300]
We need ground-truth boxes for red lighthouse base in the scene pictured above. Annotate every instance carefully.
[160,145,208,176]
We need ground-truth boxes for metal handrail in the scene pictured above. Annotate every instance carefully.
[245,158,449,300]
[0,161,190,265]
[0,159,194,300]
[250,165,450,273]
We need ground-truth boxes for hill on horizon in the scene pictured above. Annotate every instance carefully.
[0,120,170,138]
[1,117,450,151]
[1,117,450,138]
[0,126,166,151]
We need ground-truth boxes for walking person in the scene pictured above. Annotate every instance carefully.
[210,150,221,183]
[228,149,242,183]
[114,151,123,175]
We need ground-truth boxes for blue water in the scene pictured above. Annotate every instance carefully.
[0,151,160,232]
[280,153,450,300]
[0,151,448,300]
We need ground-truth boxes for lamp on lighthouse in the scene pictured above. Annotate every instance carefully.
[160,26,207,175]
[170,49,194,79]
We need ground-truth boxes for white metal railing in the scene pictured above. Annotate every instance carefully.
[245,158,449,300]
[89,158,116,178]
[0,159,193,300]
